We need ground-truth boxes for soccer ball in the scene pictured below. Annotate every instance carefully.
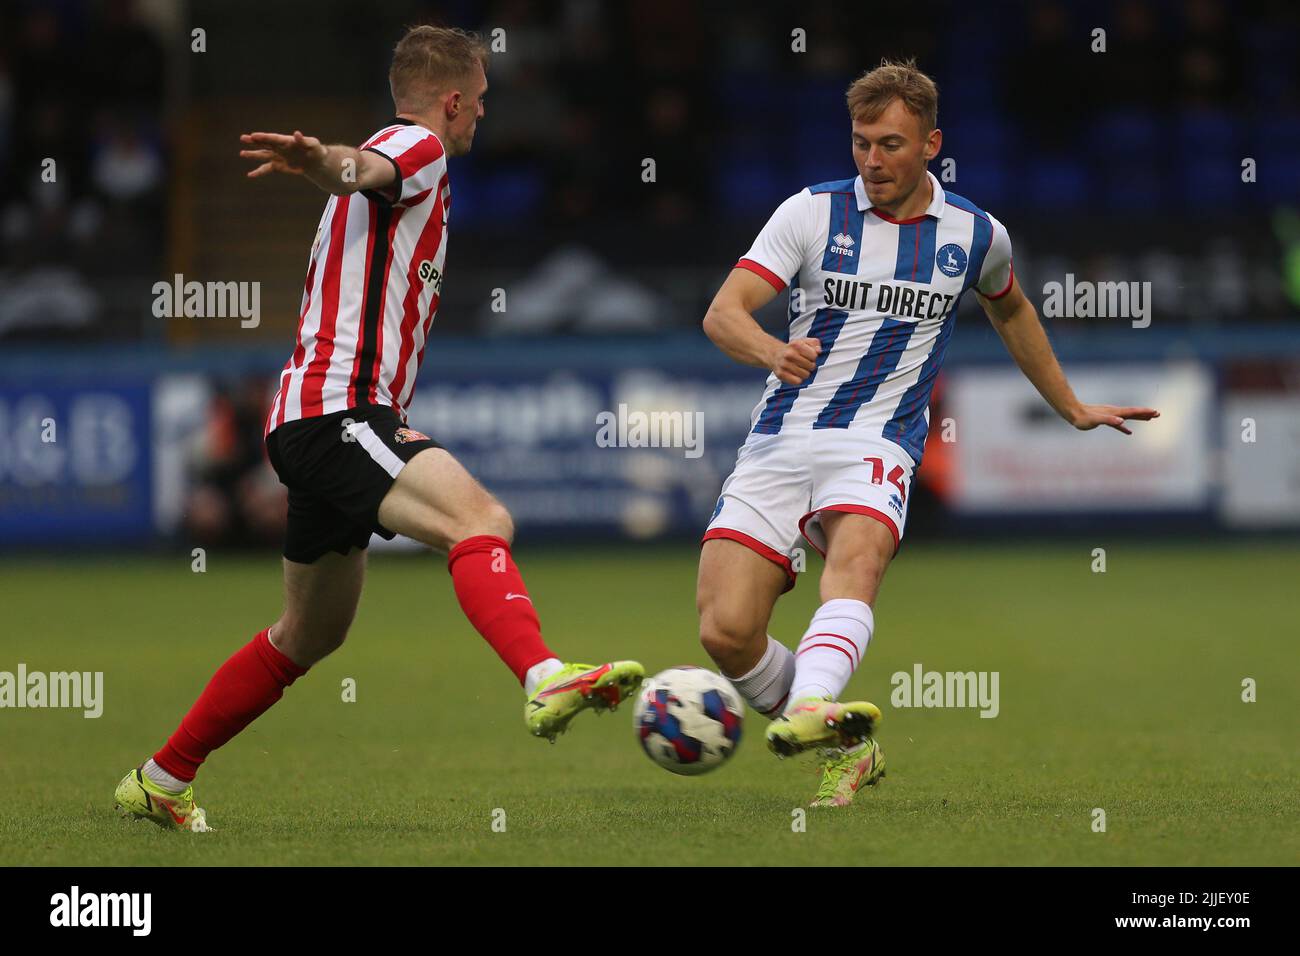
[633,666,744,775]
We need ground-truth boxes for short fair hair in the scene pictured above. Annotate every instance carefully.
[845,58,939,133]
[389,25,488,112]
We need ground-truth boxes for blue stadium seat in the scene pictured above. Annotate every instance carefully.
[1177,157,1241,206]
[1089,112,1165,208]
[945,111,1013,145]
[946,159,1008,208]
[716,75,782,123]
[1098,162,1165,210]
[717,138,784,215]
[1092,110,1161,160]
[476,169,545,221]
[445,160,480,224]
[1177,110,1240,155]
[1024,157,1089,208]
[1255,148,1300,201]
[941,116,1014,194]
[792,155,851,194]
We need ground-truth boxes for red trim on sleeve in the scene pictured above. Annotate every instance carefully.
[983,261,1015,300]
[701,528,796,591]
[735,258,786,292]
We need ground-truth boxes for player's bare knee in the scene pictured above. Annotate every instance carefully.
[271,617,348,667]
[269,619,300,664]
[471,497,514,542]
[444,497,514,550]
[698,609,759,673]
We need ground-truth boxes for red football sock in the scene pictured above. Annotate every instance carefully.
[153,628,307,782]
[447,534,556,685]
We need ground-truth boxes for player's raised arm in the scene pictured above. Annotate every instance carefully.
[703,268,821,385]
[979,275,1160,435]
[239,130,398,198]
[705,188,819,385]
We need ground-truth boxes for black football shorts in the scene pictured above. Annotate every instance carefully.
[265,405,442,564]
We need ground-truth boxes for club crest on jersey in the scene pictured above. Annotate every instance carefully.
[829,232,856,257]
[936,243,967,277]
[417,259,444,293]
[394,427,430,444]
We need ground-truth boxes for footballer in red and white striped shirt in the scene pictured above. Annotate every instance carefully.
[113,26,644,830]
[263,119,451,433]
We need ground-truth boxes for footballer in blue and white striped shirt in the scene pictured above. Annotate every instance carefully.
[697,59,1159,807]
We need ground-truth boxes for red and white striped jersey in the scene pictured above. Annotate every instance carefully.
[266,119,451,435]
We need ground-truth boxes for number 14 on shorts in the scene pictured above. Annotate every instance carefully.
[863,456,907,503]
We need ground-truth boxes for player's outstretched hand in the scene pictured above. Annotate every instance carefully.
[1071,404,1160,435]
[772,337,821,385]
[239,130,328,179]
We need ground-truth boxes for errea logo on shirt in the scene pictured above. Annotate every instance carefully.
[417,259,443,293]
[830,232,856,257]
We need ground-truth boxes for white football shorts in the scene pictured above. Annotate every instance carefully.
[702,429,914,590]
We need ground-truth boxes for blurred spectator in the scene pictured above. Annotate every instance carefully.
[2,0,1297,338]
[91,120,163,202]
[182,378,286,549]
[1011,1,1095,151]
[1102,0,1174,111]
[0,0,165,339]
[1178,0,1243,108]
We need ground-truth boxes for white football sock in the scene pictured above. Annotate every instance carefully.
[524,657,564,696]
[725,636,795,719]
[788,599,874,706]
[142,757,191,793]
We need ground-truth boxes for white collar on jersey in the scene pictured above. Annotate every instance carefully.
[854,169,946,219]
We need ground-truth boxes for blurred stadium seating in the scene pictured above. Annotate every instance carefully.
[1,0,1298,550]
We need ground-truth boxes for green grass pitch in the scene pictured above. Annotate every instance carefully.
[1,541,1296,866]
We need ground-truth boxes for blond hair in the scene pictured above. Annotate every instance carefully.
[389,25,488,112]
[845,58,939,132]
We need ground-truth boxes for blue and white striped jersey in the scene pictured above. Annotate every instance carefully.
[735,170,1013,465]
